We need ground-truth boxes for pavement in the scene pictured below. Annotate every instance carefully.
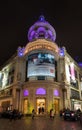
[0,115,82,130]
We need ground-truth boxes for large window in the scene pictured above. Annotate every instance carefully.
[27,52,55,78]
[70,89,80,99]
[0,66,15,89]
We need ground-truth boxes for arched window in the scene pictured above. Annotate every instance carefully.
[54,89,59,96]
[36,88,46,95]
[24,89,29,96]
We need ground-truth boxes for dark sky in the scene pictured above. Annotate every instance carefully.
[0,0,82,66]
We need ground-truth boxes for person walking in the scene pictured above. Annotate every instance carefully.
[32,109,35,119]
[50,109,52,118]
[50,109,54,119]
[51,109,54,119]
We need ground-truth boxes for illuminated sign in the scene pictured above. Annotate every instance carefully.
[70,63,75,81]
[27,52,55,77]
[65,63,70,83]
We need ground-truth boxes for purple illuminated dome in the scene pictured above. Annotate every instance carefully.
[28,15,56,42]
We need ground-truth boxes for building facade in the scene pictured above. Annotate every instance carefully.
[0,16,82,115]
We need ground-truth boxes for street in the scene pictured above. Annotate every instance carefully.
[0,115,82,130]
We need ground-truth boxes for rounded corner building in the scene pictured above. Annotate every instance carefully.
[0,15,82,115]
[21,15,61,115]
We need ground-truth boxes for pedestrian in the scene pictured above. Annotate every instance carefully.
[42,107,44,114]
[38,107,41,114]
[51,109,54,119]
[50,109,52,118]
[9,109,17,121]
[32,109,35,119]
[9,110,13,121]
[50,109,54,119]
[13,109,17,120]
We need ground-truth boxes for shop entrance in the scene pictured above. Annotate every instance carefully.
[1,101,10,111]
[36,98,45,114]
[23,99,28,114]
[54,99,59,114]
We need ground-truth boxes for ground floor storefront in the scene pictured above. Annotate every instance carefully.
[0,98,13,112]
[71,99,82,110]
[23,97,60,115]
[0,82,82,115]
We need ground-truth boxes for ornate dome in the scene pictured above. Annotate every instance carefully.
[28,15,56,42]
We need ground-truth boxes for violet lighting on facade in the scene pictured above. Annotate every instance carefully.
[54,89,59,96]
[36,88,46,95]
[59,48,64,56]
[28,15,56,42]
[24,90,29,96]
[17,47,25,57]
[78,62,82,67]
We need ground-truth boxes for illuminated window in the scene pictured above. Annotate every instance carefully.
[54,89,59,96]
[36,88,46,95]
[24,90,29,96]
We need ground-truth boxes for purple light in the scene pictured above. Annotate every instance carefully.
[30,30,35,37]
[24,90,29,96]
[17,47,25,57]
[36,88,46,95]
[48,30,53,36]
[39,15,45,22]
[37,27,45,33]
[28,16,56,42]
[59,48,64,56]
[54,89,59,96]
[78,62,82,67]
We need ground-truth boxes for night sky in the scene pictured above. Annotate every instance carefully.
[0,0,82,66]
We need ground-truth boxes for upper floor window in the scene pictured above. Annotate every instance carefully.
[79,74,82,82]
[71,89,80,99]
[70,79,79,89]
[75,70,77,78]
